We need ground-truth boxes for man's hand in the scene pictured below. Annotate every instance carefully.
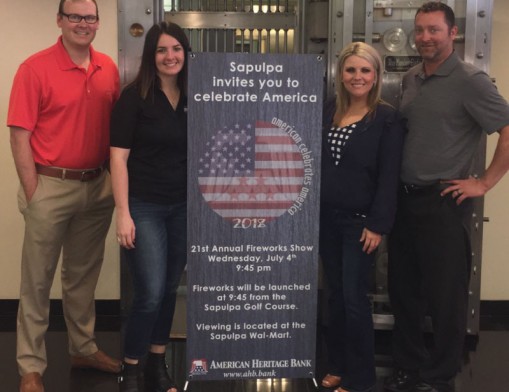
[10,127,38,201]
[440,176,488,205]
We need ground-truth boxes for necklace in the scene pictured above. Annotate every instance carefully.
[167,90,180,110]
[337,105,369,127]
[162,86,180,110]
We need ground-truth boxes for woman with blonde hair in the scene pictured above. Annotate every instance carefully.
[319,42,405,392]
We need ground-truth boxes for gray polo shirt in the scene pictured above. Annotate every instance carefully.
[399,51,509,185]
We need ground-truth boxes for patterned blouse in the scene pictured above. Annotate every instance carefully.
[326,121,358,165]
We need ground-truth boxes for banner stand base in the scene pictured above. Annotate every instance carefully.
[183,377,319,391]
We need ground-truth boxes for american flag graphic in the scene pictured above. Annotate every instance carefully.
[189,359,208,375]
[198,121,305,222]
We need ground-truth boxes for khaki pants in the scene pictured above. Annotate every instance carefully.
[16,172,114,376]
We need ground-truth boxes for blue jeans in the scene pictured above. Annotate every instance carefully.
[319,209,376,392]
[123,197,187,359]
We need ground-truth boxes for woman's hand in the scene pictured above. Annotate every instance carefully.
[110,146,134,249]
[360,228,381,254]
[116,210,136,249]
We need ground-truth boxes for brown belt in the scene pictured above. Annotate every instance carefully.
[35,163,107,182]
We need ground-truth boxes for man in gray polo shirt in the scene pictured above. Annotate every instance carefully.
[385,2,509,392]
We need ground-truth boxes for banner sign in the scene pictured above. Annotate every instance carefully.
[187,53,323,381]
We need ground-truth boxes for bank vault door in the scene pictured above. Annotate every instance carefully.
[326,0,493,335]
[118,0,493,336]
[118,0,305,86]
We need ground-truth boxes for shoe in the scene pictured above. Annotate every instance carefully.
[322,374,341,389]
[71,349,122,373]
[384,369,419,391]
[19,372,44,392]
[118,362,142,392]
[412,382,439,392]
[144,352,177,392]
[336,386,376,392]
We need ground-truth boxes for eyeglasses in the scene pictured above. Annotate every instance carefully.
[60,12,98,24]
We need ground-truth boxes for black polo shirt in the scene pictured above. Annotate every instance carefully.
[110,84,187,204]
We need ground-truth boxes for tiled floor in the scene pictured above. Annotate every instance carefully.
[1,316,509,391]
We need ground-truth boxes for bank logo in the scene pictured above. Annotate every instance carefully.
[190,359,208,375]
[198,121,304,223]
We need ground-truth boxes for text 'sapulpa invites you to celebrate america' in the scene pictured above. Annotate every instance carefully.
[187,53,324,381]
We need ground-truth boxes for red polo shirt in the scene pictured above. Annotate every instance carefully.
[7,37,120,169]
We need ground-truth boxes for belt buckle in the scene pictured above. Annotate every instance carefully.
[80,168,99,182]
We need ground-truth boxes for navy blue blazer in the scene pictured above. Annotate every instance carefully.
[320,99,406,234]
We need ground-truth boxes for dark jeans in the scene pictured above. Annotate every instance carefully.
[388,187,471,387]
[319,209,376,392]
[123,197,187,359]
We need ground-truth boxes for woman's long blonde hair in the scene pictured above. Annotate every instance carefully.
[335,42,383,120]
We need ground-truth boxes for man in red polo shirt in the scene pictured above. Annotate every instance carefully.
[7,1,121,391]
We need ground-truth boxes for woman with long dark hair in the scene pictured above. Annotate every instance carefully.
[110,21,190,392]
[319,42,405,392]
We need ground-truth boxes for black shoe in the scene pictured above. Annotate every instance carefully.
[144,352,177,392]
[384,369,419,392]
[414,379,454,392]
[412,382,439,392]
[118,362,142,392]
